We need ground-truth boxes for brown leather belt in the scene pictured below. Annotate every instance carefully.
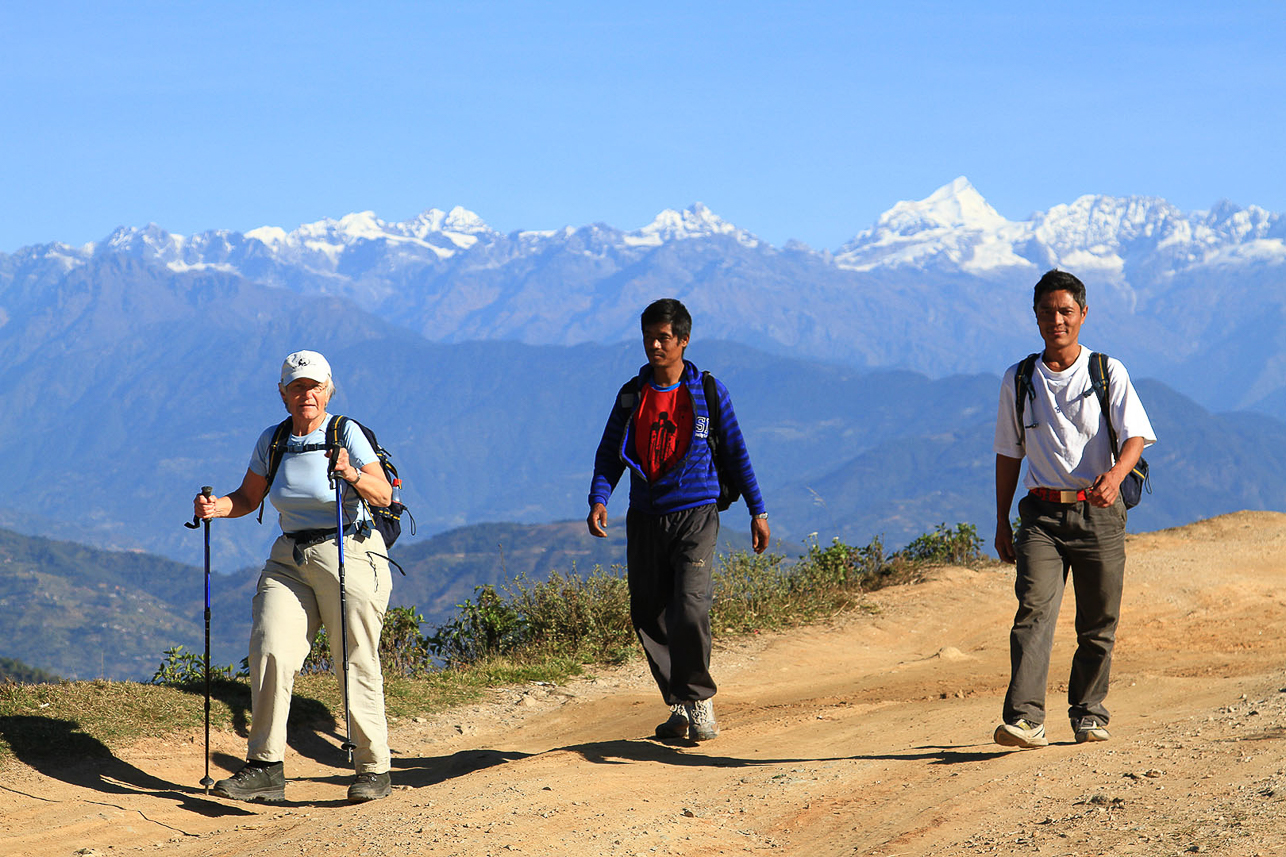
[1029,487,1088,504]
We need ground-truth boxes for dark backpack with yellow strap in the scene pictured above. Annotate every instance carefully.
[259,414,413,545]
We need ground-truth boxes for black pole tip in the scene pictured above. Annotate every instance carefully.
[201,486,214,497]
[200,776,215,789]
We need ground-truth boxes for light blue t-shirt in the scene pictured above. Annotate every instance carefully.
[248,417,378,533]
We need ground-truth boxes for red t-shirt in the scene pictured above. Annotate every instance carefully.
[635,381,693,481]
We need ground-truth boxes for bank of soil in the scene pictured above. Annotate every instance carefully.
[3,511,1285,856]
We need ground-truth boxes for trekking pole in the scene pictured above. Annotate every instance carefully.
[330,466,357,763]
[186,486,217,792]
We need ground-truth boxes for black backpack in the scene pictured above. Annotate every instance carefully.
[615,371,741,511]
[259,414,413,546]
[1015,352,1151,508]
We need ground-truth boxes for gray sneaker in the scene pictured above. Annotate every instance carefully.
[655,703,690,739]
[994,719,1048,749]
[686,698,719,741]
[1074,718,1111,743]
[212,762,286,802]
[347,771,392,803]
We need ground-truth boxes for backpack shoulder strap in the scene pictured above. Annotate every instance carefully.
[331,414,395,474]
[325,414,347,451]
[701,370,721,438]
[264,418,293,488]
[1088,352,1122,462]
[1014,353,1040,435]
[616,377,640,411]
[257,418,294,524]
[325,414,348,482]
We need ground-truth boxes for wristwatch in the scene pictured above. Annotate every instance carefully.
[752,512,768,520]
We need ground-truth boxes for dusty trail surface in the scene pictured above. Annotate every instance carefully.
[4,511,1286,857]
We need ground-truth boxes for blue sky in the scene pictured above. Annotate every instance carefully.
[2,1,1283,252]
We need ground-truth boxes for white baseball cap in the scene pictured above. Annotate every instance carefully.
[280,350,332,387]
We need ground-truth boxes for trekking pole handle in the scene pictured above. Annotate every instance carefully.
[186,486,214,529]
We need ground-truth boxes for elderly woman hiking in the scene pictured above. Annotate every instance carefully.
[193,350,394,804]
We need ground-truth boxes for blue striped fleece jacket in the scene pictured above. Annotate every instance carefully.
[589,359,767,517]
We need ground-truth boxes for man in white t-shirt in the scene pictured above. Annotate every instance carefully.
[992,270,1156,749]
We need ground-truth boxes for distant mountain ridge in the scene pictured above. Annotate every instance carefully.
[9,179,1283,417]
[30,179,1283,283]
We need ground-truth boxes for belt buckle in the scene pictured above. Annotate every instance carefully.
[1058,490,1078,503]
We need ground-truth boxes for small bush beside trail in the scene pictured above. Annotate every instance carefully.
[406,524,985,671]
[150,646,248,686]
[150,525,986,681]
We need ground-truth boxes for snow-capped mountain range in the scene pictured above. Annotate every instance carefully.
[6,179,1286,417]
[834,177,1284,278]
[43,176,1283,285]
[58,200,763,277]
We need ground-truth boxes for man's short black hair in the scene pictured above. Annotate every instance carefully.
[1033,269,1087,310]
[640,298,692,341]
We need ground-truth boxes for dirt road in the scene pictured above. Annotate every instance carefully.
[4,511,1286,857]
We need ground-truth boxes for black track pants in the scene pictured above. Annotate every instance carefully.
[626,504,720,704]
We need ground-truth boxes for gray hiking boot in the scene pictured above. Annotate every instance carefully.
[348,771,392,803]
[994,719,1048,749]
[1073,718,1111,743]
[655,703,690,739]
[686,698,719,741]
[212,761,286,802]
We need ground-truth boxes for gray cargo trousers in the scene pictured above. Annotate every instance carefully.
[1003,493,1127,728]
[626,503,720,704]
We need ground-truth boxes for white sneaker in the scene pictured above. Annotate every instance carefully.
[655,704,689,739]
[1074,718,1110,743]
[686,698,719,741]
[994,719,1048,749]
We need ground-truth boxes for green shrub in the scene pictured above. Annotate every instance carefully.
[899,523,983,566]
[507,565,634,664]
[711,550,791,631]
[711,531,936,632]
[303,605,435,676]
[153,522,986,679]
[426,585,527,666]
[380,605,435,675]
[150,645,247,686]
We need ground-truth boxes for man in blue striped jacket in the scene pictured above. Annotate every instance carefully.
[588,298,769,742]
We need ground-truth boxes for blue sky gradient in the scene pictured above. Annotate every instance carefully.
[2,1,1282,252]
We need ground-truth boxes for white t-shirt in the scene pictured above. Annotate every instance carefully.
[994,346,1156,491]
